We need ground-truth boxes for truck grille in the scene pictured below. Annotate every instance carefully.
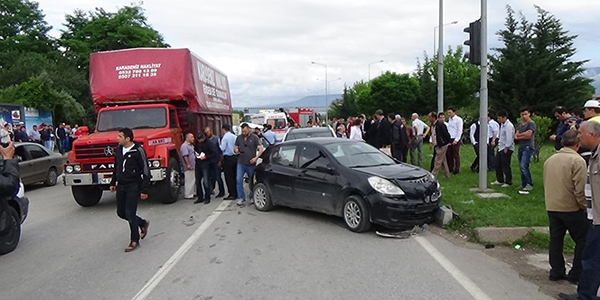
[75,143,119,160]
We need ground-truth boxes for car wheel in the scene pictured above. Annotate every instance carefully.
[343,195,371,233]
[0,206,21,255]
[72,186,103,207]
[44,167,58,186]
[253,183,274,211]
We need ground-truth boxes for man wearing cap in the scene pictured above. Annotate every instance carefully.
[29,125,41,144]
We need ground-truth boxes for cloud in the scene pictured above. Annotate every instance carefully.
[36,0,600,107]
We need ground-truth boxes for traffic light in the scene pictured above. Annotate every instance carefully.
[464,19,481,65]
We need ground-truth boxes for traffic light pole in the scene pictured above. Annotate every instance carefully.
[437,0,444,114]
[478,0,488,191]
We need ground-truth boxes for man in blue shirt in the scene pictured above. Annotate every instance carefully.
[220,124,238,200]
[262,124,276,146]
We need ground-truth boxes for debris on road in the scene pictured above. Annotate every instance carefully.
[375,224,429,239]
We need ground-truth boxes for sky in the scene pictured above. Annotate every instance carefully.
[35,0,600,108]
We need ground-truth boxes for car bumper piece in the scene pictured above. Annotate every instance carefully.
[63,169,166,186]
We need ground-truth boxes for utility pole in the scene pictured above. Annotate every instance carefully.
[478,0,488,191]
[437,0,444,114]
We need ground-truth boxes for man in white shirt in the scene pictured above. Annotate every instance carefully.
[0,124,10,144]
[492,110,515,187]
[410,113,430,167]
[469,120,481,172]
[487,113,500,171]
[446,107,463,174]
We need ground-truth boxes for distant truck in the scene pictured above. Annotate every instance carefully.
[63,48,232,207]
[250,112,287,137]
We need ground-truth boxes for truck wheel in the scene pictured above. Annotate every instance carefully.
[158,157,181,204]
[0,207,21,255]
[72,186,103,207]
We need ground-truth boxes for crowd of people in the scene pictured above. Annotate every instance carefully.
[0,122,83,154]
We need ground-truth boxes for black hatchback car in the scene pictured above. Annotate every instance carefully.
[252,138,441,232]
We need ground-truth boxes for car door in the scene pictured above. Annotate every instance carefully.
[266,144,300,205]
[24,144,52,183]
[15,145,35,185]
[294,144,342,214]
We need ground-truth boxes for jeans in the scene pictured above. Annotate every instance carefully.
[43,140,52,151]
[116,185,146,243]
[236,164,255,200]
[63,138,70,152]
[517,146,534,187]
[548,210,588,281]
[410,136,423,166]
[209,160,224,196]
[195,162,212,201]
[577,224,600,300]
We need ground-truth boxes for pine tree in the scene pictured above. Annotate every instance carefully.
[489,5,593,118]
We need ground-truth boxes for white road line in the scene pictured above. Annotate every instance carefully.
[131,200,232,300]
[414,236,493,300]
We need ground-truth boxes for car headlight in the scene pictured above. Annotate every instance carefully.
[368,176,405,196]
[152,160,161,168]
[74,165,81,172]
[65,166,74,173]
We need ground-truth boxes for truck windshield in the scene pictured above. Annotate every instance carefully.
[97,107,167,132]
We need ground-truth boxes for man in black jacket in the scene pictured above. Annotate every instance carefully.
[0,142,19,238]
[109,128,150,252]
[375,110,390,148]
[428,111,451,178]
[388,114,408,162]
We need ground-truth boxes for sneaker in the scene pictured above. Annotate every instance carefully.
[491,181,503,185]
[249,198,254,205]
[501,183,511,188]
[523,184,534,191]
[236,199,245,206]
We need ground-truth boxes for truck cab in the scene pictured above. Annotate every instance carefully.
[64,103,183,207]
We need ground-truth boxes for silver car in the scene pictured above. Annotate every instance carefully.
[14,142,64,186]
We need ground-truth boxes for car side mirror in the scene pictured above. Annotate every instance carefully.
[316,165,335,174]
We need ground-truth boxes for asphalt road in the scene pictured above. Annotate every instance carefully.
[0,181,552,300]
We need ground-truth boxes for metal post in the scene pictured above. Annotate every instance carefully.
[478,0,488,190]
[324,65,328,124]
[437,0,444,114]
[433,26,437,57]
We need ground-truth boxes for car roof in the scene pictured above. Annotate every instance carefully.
[280,137,357,145]
[287,127,332,132]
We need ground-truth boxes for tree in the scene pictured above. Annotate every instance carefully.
[414,46,480,114]
[489,5,594,118]
[0,0,57,64]
[0,73,86,123]
[361,71,420,117]
[60,5,170,72]
[328,85,360,119]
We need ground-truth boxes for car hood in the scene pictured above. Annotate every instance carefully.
[352,164,429,180]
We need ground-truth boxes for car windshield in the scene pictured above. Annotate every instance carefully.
[97,107,167,132]
[286,130,333,141]
[267,118,287,130]
[325,142,396,168]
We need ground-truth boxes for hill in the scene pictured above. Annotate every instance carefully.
[235,94,343,110]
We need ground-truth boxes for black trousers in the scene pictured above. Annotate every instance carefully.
[470,144,480,171]
[209,160,224,195]
[548,210,589,280]
[495,149,513,185]
[116,185,145,243]
[391,144,407,163]
[223,155,238,198]
[430,148,436,172]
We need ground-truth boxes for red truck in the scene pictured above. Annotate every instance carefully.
[63,48,232,207]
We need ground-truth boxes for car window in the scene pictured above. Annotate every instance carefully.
[271,145,296,167]
[15,145,32,162]
[24,144,49,159]
[325,142,395,168]
[298,144,329,170]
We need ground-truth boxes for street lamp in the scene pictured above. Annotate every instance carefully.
[368,60,383,82]
[433,21,458,56]
[311,61,328,122]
